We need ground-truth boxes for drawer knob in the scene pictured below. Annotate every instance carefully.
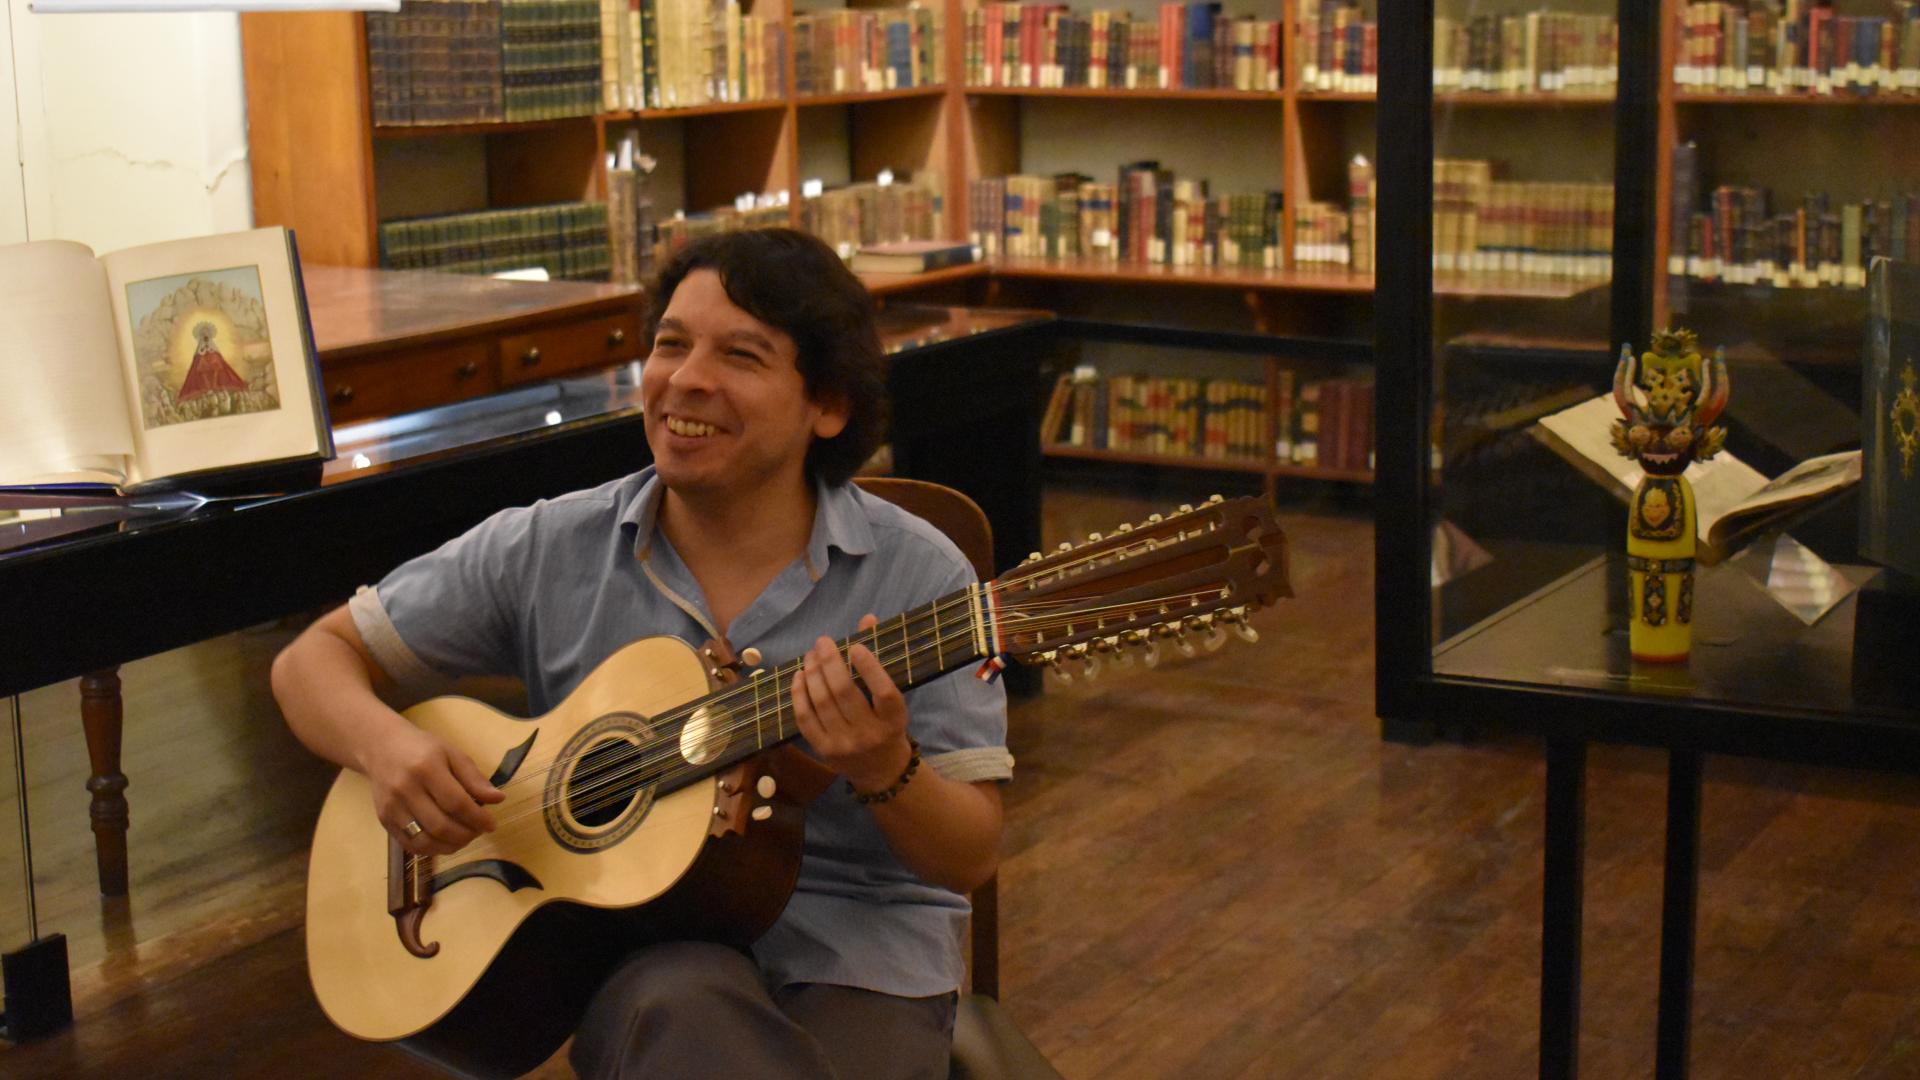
[608,328,627,347]
[332,385,356,404]
[521,346,542,367]
[456,361,479,379]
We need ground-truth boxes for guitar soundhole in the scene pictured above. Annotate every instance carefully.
[569,739,639,827]
[545,712,658,853]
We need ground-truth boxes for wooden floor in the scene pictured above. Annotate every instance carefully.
[7,479,1920,1078]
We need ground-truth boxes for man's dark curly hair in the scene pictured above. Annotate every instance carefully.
[645,228,888,487]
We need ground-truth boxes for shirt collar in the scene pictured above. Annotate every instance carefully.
[617,467,875,570]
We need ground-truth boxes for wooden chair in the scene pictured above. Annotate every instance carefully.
[853,478,1063,1080]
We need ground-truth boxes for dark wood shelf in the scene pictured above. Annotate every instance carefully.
[966,85,1283,102]
[1673,90,1920,106]
[859,261,991,296]
[1298,90,1616,106]
[1044,443,1375,483]
[372,114,602,139]
[796,85,948,107]
[627,98,789,121]
[991,257,1601,299]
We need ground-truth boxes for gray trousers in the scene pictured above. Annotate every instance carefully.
[570,940,956,1080]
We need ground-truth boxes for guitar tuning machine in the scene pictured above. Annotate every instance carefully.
[1039,649,1072,684]
[1206,493,1225,504]
[1222,606,1260,644]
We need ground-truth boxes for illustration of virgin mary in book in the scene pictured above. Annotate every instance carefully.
[176,320,249,401]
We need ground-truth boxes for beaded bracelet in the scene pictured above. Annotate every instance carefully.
[849,739,921,805]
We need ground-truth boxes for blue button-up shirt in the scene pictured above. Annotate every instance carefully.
[348,467,1012,997]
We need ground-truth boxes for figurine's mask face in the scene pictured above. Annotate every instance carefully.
[1613,336,1729,477]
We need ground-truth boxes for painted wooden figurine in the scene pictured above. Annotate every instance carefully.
[1611,328,1729,663]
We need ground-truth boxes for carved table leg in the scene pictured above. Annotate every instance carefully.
[80,669,129,897]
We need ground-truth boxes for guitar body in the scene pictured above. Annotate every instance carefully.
[304,635,817,1079]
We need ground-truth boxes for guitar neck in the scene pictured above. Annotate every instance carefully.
[660,583,997,792]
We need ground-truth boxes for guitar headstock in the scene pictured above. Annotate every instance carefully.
[988,494,1290,680]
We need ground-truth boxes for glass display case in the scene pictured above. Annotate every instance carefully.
[1375,0,1920,1077]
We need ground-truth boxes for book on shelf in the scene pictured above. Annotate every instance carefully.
[849,240,977,274]
[795,7,941,96]
[0,226,333,495]
[1675,0,1920,98]
[1531,394,1862,566]
[380,201,612,281]
[1863,256,1920,580]
[1669,165,1920,290]
[975,166,1279,270]
[1430,11,1618,97]
[804,175,946,257]
[963,3,1278,91]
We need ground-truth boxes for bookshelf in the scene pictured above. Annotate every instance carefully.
[1652,0,1920,339]
[239,0,1653,487]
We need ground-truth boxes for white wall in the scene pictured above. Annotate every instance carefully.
[4,6,252,253]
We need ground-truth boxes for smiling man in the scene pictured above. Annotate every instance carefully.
[272,228,1012,1079]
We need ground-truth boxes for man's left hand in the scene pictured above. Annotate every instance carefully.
[791,613,913,794]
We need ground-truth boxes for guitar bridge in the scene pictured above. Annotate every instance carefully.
[388,839,440,959]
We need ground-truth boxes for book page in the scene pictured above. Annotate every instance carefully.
[0,240,135,485]
[1703,450,1863,554]
[99,227,324,485]
[1533,393,1769,546]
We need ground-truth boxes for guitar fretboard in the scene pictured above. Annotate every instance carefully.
[621,584,994,800]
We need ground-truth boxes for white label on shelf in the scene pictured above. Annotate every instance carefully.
[803,178,824,198]
[877,169,895,187]
[837,241,855,260]
[1091,228,1113,249]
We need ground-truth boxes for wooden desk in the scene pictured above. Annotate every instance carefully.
[303,266,647,423]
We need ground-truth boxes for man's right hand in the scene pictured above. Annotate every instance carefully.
[363,723,505,856]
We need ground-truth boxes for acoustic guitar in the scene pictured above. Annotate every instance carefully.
[304,495,1289,1077]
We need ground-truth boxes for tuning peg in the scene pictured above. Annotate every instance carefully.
[1223,606,1260,643]
[1088,531,1103,542]
[1201,625,1228,653]
[1116,523,1133,533]
[1027,551,1043,564]
[1039,649,1072,684]
[1147,513,1163,523]
[1178,503,1194,513]
[1207,493,1225,504]
[1057,541,1073,552]
[1170,625,1197,658]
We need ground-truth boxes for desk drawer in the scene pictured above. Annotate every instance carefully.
[497,310,644,387]
[323,340,498,423]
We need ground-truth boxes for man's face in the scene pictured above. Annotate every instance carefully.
[640,269,847,503]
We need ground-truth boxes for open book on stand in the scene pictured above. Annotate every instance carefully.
[0,225,332,498]
[1532,394,1861,567]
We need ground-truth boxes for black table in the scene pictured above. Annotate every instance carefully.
[1,304,1054,897]
[1424,552,1920,1080]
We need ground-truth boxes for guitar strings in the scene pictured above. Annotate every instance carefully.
[475,583,1230,833]
[476,582,1215,817]
[442,520,1224,811]
[435,587,1229,857]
